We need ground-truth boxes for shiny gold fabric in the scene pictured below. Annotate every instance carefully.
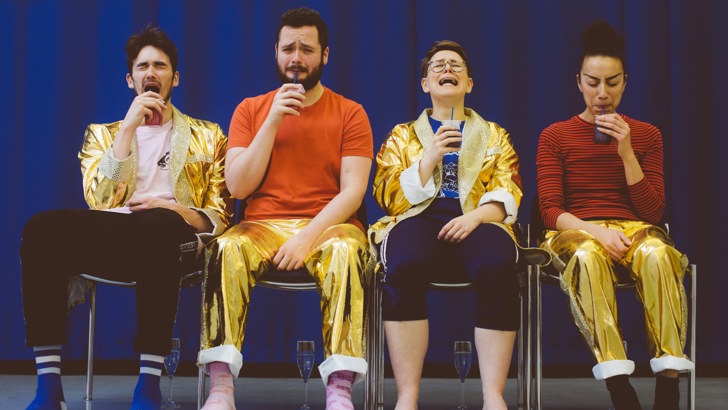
[78,105,233,236]
[201,219,369,359]
[541,220,689,363]
[369,108,522,246]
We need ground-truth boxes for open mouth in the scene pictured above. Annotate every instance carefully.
[439,78,458,86]
[143,82,160,93]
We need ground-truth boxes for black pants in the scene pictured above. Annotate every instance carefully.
[380,198,520,330]
[21,208,199,355]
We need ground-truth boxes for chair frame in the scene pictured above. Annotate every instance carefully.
[80,270,202,401]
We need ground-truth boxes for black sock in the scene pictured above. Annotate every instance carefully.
[653,375,679,410]
[606,375,642,410]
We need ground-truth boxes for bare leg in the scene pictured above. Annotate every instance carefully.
[201,361,236,410]
[474,327,516,410]
[384,320,429,410]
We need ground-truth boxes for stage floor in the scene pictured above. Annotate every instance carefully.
[1,375,725,409]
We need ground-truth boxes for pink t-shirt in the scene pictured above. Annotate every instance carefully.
[106,120,174,213]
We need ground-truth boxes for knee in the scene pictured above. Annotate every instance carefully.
[573,239,610,266]
[22,210,66,240]
[382,282,428,321]
[632,237,681,279]
[134,209,187,242]
[21,210,72,256]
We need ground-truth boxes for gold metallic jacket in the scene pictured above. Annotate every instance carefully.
[78,105,233,237]
[369,108,523,245]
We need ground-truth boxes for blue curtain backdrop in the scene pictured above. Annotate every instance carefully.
[1,0,726,375]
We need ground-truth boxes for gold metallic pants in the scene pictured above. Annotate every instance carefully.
[200,219,368,361]
[542,220,691,378]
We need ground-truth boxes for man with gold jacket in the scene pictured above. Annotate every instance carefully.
[369,40,523,410]
[20,26,231,410]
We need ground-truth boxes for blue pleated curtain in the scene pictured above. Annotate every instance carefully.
[1,0,726,373]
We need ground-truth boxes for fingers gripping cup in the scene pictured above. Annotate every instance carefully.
[442,119,463,148]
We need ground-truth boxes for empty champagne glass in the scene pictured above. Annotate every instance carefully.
[454,341,472,410]
[296,340,315,410]
[162,337,181,408]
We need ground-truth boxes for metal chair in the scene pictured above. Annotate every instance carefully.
[529,198,696,409]
[80,270,203,401]
[365,231,550,410]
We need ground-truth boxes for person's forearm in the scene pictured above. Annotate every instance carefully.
[622,153,645,186]
[112,124,135,160]
[296,189,364,244]
[225,120,280,198]
[471,202,507,224]
[555,212,599,234]
[169,203,214,233]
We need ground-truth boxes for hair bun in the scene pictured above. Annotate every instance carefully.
[582,20,626,57]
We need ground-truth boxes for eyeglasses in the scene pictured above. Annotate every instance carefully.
[428,59,466,73]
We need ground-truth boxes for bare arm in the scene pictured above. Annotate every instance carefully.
[113,89,168,159]
[438,202,507,243]
[555,212,631,261]
[225,84,305,198]
[126,196,213,233]
[273,156,372,270]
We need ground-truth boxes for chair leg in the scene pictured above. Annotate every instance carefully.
[85,283,96,401]
[197,366,206,410]
[688,264,697,410]
[517,266,532,409]
[535,265,543,410]
[372,271,384,410]
[365,270,382,410]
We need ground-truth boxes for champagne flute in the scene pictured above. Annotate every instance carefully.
[454,341,472,410]
[296,340,315,410]
[162,337,181,408]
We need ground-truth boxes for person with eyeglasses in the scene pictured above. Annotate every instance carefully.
[369,40,523,410]
[535,21,692,410]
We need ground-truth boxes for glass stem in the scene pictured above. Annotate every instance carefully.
[460,380,465,407]
[304,380,309,405]
[168,375,174,401]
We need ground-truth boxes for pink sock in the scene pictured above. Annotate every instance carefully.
[201,362,236,410]
[326,370,354,410]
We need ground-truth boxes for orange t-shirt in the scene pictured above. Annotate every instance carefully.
[228,87,373,225]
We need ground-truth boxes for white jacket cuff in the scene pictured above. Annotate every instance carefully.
[400,161,436,205]
[477,189,519,224]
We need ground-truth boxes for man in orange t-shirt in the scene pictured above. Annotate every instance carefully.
[197,7,373,410]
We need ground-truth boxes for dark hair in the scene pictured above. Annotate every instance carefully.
[579,20,627,74]
[420,40,472,78]
[125,25,179,74]
[276,7,329,50]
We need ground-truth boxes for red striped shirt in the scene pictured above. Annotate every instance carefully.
[536,115,665,229]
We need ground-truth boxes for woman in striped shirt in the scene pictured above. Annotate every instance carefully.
[535,21,692,410]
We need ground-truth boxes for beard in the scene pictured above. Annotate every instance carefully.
[276,58,324,91]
